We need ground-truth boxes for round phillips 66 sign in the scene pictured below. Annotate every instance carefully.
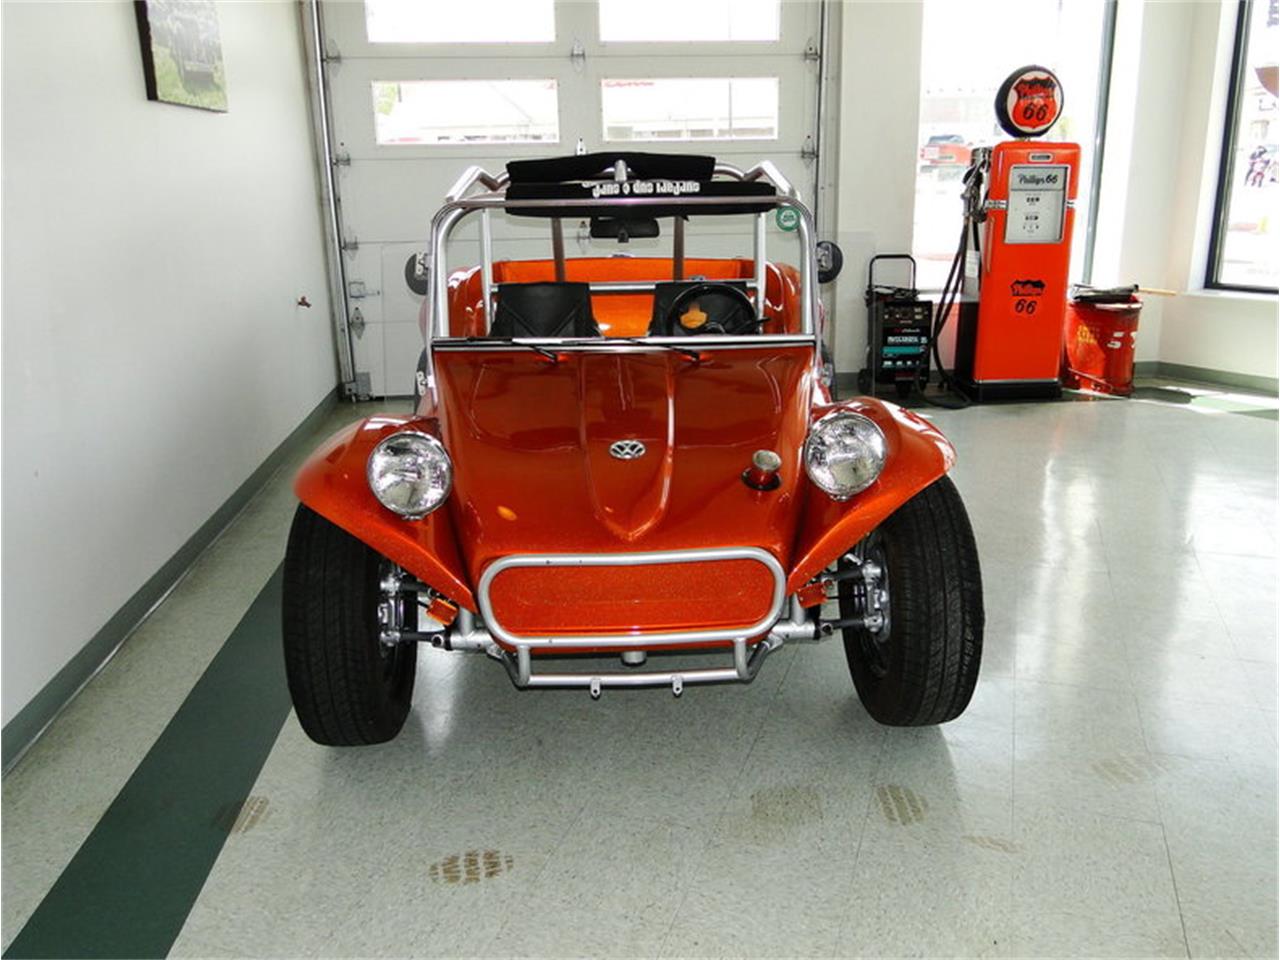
[994,65,1064,138]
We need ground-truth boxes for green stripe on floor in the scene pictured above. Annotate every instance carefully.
[5,567,291,959]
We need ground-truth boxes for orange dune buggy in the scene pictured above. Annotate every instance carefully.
[284,152,983,746]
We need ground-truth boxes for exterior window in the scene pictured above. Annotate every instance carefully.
[1208,0,1279,291]
[372,80,559,145]
[911,0,1114,289]
[363,0,554,44]
[602,78,779,142]
[598,0,780,42]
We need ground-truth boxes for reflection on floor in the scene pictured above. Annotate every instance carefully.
[1127,377,1280,421]
[3,386,1277,958]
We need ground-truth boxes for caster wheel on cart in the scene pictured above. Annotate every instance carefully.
[837,476,983,726]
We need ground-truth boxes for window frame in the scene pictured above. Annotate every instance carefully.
[1206,0,1278,294]
[1081,0,1118,284]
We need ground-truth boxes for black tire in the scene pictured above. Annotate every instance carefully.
[282,504,416,745]
[856,368,872,396]
[839,475,982,725]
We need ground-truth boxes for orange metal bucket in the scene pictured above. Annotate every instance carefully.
[1062,298,1142,397]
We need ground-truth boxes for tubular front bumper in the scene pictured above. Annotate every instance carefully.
[455,547,821,696]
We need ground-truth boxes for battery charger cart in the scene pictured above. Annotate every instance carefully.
[857,254,933,400]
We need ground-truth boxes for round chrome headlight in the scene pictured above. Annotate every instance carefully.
[367,431,452,519]
[803,412,887,500]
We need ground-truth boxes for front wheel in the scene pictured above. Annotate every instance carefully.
[282,504,417,745]
[838,475,983,725]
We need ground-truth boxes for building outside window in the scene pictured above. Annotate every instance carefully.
[912,0,1113,290]
[1209,0,1279,291]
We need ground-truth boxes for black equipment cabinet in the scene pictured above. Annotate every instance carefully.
[859,255,933,399]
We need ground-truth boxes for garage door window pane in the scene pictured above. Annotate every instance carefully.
[602,78,779,142]
[373,80,559,145]
[598,0,779,42]
[364,0,554,44]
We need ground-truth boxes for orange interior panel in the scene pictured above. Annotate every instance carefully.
[446,257,803,338]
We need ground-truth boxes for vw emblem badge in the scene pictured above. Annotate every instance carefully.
[609,439,647,460]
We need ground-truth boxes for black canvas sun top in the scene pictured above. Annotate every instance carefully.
[505,152,716,184]
[502,152,777,219]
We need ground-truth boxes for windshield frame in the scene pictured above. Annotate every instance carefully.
[425,175,818,339]
[416,162,822,406]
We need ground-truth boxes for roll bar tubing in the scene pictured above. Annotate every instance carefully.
[422,160,819,405]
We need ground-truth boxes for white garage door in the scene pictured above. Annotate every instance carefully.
[316,0,825,397]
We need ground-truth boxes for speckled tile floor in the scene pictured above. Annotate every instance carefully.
[3,385,1277,958]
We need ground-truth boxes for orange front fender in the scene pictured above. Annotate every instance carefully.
[294,416,476,610]
[786,398,955,592]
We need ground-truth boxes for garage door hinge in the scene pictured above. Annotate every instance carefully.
[333,150,351,167]
[341,234,359,252]
[804,39,821,62]
[340,371,371,400]
[348,280,380,300]
[801,135,818,162]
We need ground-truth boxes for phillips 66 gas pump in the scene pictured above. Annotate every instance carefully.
[949,66,1080,401]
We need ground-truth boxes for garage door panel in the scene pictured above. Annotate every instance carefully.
[339,149,815,244]
[322,0,561,60]
[318,0,820,392]
[347,310,387,396]
[587,0,815,53]
[381,321,424,398]
[332,56,811,160]
[330,59,576,161]
[377,241,429,330]
[326,1,815,59]
[340,164,550,243]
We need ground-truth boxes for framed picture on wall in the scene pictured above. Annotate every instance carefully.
[134,0,228,112]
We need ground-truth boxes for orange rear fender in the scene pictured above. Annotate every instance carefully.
[786,398,955,592]
[294,416,476,610]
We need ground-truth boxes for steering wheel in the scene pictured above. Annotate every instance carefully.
[663,282,760,337]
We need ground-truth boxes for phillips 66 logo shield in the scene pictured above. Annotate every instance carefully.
[994,65,1064,139]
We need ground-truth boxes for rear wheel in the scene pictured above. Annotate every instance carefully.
[838,475,983,725]
[282,504,417,745]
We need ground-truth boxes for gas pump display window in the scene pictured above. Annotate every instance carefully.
[1004,164,1069,244]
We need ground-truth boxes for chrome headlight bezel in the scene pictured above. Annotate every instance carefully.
[366,430,453,519]
[802,411,887,501]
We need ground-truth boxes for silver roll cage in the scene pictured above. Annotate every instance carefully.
[422,159,821,345]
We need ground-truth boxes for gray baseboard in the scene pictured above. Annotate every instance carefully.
[1136,361,1278,396]
[1,388,340,774]
[839,363,1276,398]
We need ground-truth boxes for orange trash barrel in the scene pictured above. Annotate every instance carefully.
[1062,292,1142,397]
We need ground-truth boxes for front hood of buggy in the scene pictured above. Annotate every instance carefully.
[433,343,815,584]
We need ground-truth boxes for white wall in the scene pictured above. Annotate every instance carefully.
[1150,0,1277,380]
[830,0,924,376]
[1093,0,1276,377]
[2,0,337,725]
